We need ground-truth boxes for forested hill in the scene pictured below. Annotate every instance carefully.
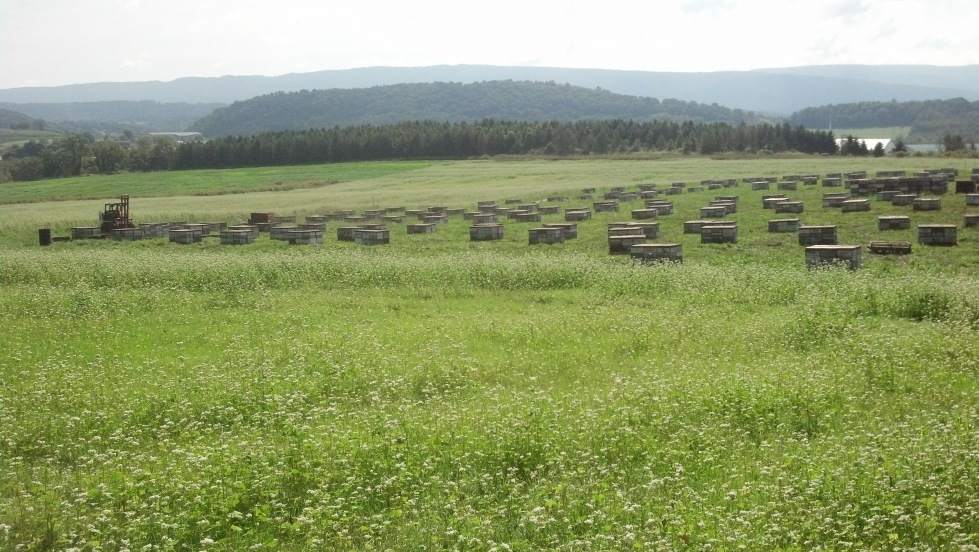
[0,108,41,129]
[191,81,762,137]
[789,98,979,142]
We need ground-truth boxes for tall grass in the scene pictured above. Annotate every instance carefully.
[2,158,979,550]
[4,249,979,325]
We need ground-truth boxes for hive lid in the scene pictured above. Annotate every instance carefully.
[805,245,861,250]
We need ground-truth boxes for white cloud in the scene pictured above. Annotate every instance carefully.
[0,0,977,88]
[825,0,870,19]
[681,0,734,13]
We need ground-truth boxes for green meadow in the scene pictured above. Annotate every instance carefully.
[0,128,63,149]
[1,157,978,550]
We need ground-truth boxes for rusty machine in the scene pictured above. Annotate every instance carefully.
[99,195,134,234]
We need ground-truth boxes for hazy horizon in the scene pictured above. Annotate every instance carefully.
[4,62,979,91]
[3,0,978,89]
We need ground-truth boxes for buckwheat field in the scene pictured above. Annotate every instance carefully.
[1,158,978,551]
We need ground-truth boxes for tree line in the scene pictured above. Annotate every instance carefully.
[1,120,838,182]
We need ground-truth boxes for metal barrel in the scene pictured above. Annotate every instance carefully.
[38,228,52,246]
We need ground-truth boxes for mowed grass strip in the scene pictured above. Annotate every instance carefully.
[2,157,978,248]
[0,160,430,204]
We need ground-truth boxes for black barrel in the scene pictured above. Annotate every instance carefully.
[38,228,52,246]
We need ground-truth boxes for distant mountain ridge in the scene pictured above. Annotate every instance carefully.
[0,101,224,133]
[191,80,762,137]
[2,64,978,114]
[755,65,979,93]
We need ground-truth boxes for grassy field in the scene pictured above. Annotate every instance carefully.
[2,157,978,550]
[0,128,63,149]
[0,161,431,204]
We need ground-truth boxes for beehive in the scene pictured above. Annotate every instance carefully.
[763,196,790,209]
[336,226,361,241]
[700,206,727,218]
[891,194,917,206]
[227,225,259,240]
[71,226,101,239]
[631,222,660,238]
[878,216,911,230]
[709,201,737,214]
[608,234,646,254]
[407,223,436,234]
[608,226,642,237]
[287,229,323,245]
[798,225,838,246]
[112,227,143,241]
[529,227,564,245]
[168,229,196,244]
[593,201,619,213]
[768,218,800,233]
[352,228,389,246]
[840,199,871,212]
[220,229,255,245]
[542,223,577,239]
[645,201,673,215]
[869,241,911,255]
[701,224,737,244]
[270,225,299,241]
[917,224,957,246]
[631,243,682,264]
[470,224,504,241]
[774,201,804,214]
[912,197,942,211]
[805,245,862,270]
[683,220,721,234]
[822,194,849,208]
[513,212,542,223]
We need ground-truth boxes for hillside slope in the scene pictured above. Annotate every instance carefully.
[191,80,761,137]
[2,64,977,114]
[0,101,224,133]
[789,98,979,142]
[0,108,41,129]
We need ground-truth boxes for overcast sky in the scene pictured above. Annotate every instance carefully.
[1,0,977,88]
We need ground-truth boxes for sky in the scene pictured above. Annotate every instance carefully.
[1,0,978,89]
